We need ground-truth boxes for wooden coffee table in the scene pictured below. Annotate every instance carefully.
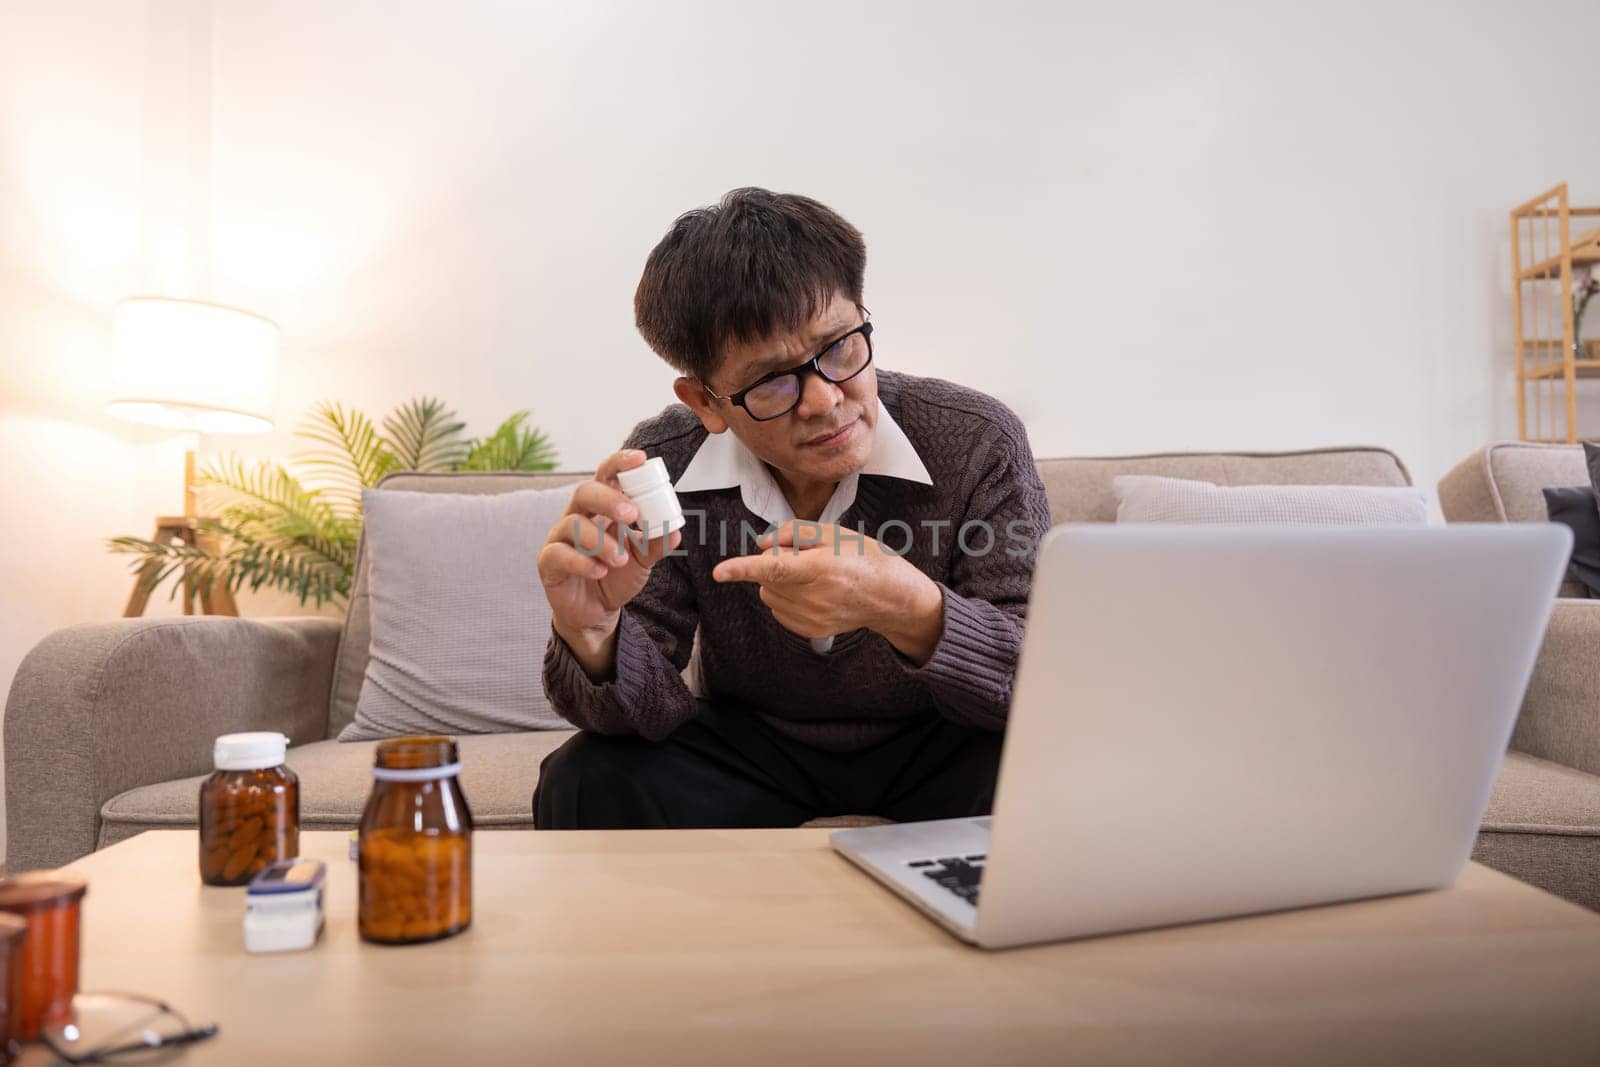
[15,830,1600,1065]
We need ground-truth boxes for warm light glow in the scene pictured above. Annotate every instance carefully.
[107,297,278,433]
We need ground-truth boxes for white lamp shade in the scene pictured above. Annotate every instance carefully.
[107,297,279,433]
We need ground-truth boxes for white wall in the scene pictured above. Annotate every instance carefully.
[4,0,1600,861]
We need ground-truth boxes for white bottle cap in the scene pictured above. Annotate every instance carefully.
[214,732,289,771]
[616,455,670,496]
[616,456,685,536]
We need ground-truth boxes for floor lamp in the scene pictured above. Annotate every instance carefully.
[107,296,280,617]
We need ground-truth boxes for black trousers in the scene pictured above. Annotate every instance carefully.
[532,698,1004,829]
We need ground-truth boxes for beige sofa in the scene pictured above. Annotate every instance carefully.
[1437,443,1600,910]
[6,445,1592,910]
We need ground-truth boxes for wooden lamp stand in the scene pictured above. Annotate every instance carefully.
[122,445,239,618]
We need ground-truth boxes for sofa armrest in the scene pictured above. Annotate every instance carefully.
[4,616,341,873]
[1515,598,1600,777]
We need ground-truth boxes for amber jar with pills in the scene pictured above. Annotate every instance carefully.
[198,732,299,887]
[358,736,473,945]
[0,871,87,1043]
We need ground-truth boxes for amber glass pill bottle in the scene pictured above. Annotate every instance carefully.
[198,732,300,887]
[358,736,474,945]
[0,871,87,1043]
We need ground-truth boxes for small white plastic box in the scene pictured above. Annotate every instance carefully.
[244,858,326,953]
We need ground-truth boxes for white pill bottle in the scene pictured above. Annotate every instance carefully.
[617,456,686,538]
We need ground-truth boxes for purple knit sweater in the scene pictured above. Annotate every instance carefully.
[542,369,1053,752]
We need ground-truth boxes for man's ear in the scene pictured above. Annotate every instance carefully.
[673,376,730,434]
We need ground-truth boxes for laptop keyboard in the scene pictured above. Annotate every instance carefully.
[907,854,986,906]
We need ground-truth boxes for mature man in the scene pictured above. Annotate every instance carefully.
[533,187,1051,829]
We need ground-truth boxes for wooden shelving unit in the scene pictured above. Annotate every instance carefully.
[1512,183,1600,443]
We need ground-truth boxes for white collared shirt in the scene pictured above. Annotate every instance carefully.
[672,397,934,524]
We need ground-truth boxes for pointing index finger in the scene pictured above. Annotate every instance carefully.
[713,548,813,586]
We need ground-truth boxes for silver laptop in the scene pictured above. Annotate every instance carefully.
[831,523,1570,949]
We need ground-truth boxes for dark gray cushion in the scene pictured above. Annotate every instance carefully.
[1545,482,1600,597]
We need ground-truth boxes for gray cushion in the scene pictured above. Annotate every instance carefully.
[1035,447,1413,526]
[1475,751,1600,911]
[340,485,574,740]
[1112,475,1429,525]
[331,472,590,738]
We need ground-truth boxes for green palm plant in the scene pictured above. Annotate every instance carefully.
[109,397,558,610]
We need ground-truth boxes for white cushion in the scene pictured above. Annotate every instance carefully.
[1113,475,1429,526]
[339,486,573,741]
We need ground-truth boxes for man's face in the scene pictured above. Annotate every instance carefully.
[677,290,877,489]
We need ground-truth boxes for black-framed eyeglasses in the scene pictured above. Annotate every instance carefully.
[701,311,874,422]
[39,992,219,1064]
